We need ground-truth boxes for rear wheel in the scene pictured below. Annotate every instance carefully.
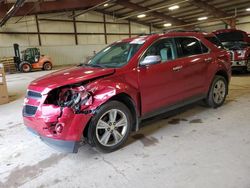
[19,61,32,73]
[88,101,132,152]
[205,75,228,108]
[43,62,52,71]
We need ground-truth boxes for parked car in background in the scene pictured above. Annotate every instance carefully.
[213,29,250,72]
[23,31,231,153]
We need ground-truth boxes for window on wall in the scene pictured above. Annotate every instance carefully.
[175,37,204,57]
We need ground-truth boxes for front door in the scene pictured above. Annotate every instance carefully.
[138,38,186,115]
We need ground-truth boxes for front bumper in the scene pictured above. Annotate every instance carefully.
[23,106,92,153]
[231,60,247,67]
[27,127,79,153]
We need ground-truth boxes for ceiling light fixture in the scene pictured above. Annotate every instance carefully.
[164,23,172,27]
[246,8,250,11]
[198,16,208,21]
[168,5,179,10]
[137,14,146,18]
[103,3,109,7]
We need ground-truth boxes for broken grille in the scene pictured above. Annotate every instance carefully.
[27,90,42,99]
[23,105,38,117]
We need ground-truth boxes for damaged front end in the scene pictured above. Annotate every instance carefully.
[23,85,96,153]
[46,85,94,114]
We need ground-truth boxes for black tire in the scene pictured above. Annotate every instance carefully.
[205,75,228,108]
[19,61,32,73]
[87,101,132,152]
[247,56,250,72]
[43,62,52,71]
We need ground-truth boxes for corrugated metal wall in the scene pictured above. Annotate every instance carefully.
[0,45,106,65]
[0,11,151,65]
[1,10,249,66]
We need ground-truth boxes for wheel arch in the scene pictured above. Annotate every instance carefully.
[83,92,139,141]
[108,93,139,132]
[215,69,229,84]
[43,61,52,66]
[207,69,229,96]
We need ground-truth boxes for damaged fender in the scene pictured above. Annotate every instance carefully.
[84,79,140,115]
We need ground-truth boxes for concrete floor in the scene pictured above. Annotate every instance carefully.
[0,69,250,188]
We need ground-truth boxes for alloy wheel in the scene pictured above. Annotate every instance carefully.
[213,80,226,104]
[96,109,128,147]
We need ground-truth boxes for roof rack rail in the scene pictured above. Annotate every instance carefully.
[163,29,207,33]
[136,29,208,37]
[137,33,152,36]
[137,32,164,36]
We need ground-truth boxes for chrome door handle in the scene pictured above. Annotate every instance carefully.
[204,57,212,63]
[172,65,183,72]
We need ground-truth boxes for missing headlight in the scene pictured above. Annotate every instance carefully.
[45,86,93,114]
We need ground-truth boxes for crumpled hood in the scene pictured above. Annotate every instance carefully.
[28,66,115,94]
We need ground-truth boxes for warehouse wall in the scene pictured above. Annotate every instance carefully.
[1,11,249,66]
[0,45,106,66]
[0,11,151,65]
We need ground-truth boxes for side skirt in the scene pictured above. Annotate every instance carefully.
[139,94,206,122]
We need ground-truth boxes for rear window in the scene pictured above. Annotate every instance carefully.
[205,36,223,49]
[175,37,203,57]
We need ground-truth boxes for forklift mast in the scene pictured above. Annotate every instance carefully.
[13,43,21,68]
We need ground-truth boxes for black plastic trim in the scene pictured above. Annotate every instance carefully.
[27,127,79,153]
[140,94,206,120]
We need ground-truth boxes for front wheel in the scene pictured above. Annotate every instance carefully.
[88,101,132,152]
[19,61,32,73]
[205,75,228,108]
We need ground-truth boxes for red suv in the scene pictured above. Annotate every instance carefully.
[213,29,250,72]
[23,31,231,153]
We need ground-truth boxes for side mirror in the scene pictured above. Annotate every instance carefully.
[140,55,161,66]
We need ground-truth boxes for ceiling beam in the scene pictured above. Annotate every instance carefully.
[191,0,235,27]
[115,0,166,17]
[0,0,106,18]
[115,0,187,26]
[96,8,161,30]
[0,0,25,27]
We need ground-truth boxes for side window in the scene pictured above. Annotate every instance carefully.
[201,42,209,53]
[205,36,224,49]
[175,37,203,57]
[142,38,177,63]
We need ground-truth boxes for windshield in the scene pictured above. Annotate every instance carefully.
[86,42,143,68]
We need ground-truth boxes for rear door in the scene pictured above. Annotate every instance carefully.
[174,37,211,98]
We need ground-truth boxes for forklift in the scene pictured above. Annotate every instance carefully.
[13,43,53,73]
